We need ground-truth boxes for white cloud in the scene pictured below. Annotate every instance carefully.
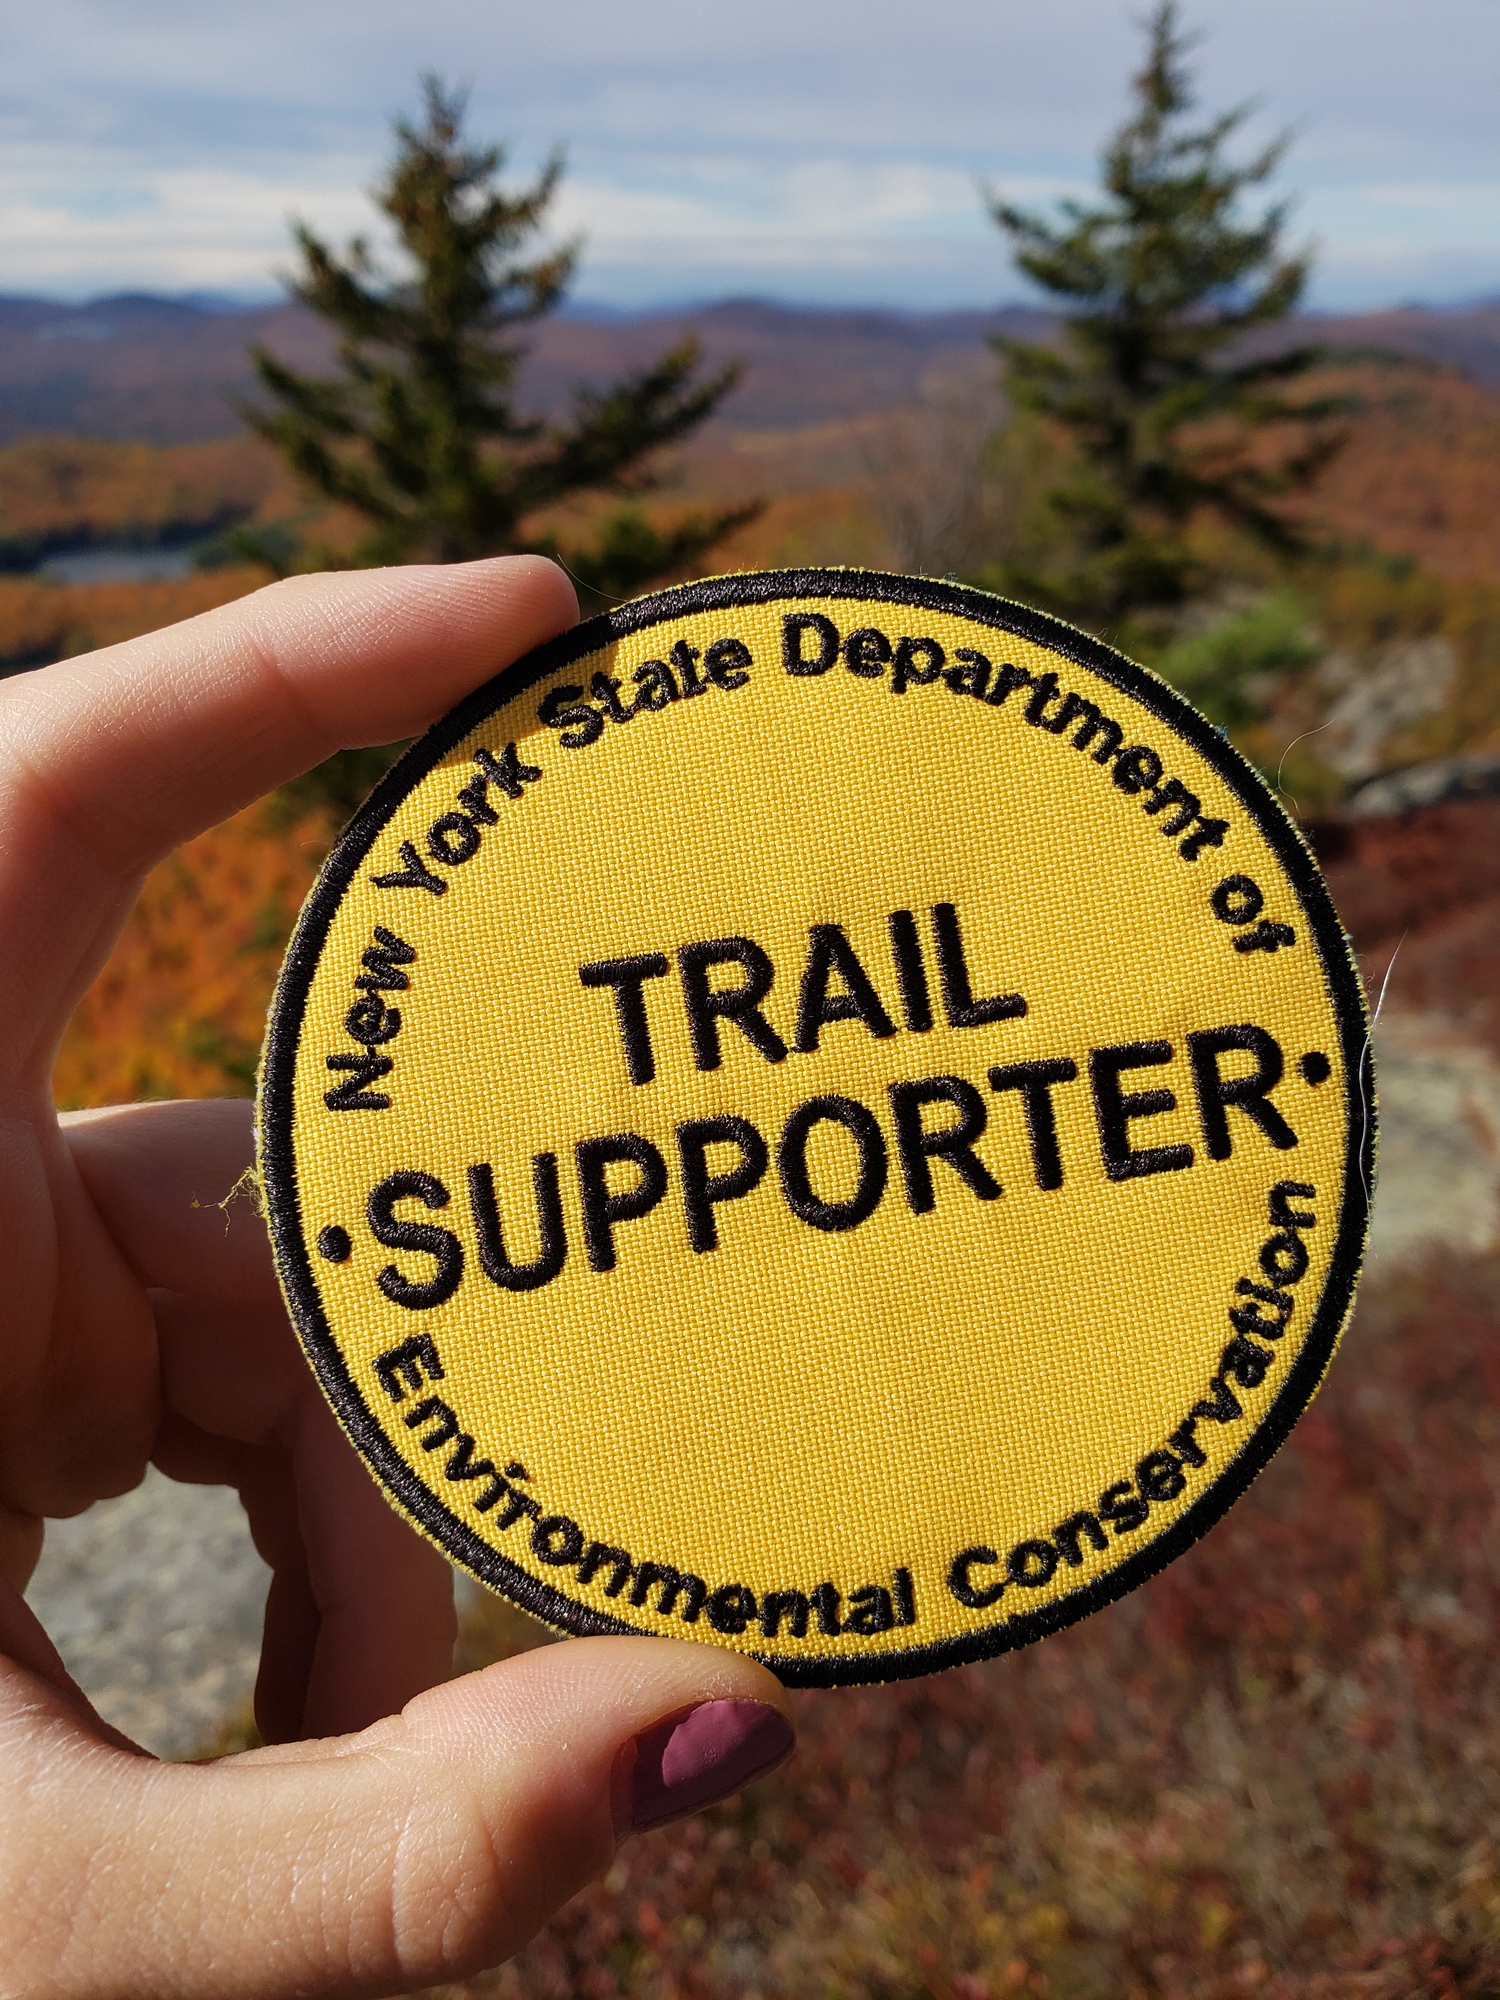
[0,0,1494,307]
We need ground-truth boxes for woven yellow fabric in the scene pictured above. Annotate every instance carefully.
[258,571,1372,1686]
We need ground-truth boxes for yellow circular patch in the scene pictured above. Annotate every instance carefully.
[259,571,1372,1685]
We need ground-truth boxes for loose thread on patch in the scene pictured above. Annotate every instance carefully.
[550,555,631,605]
[1356,930,1405,1208]
[217,1165,269,1223]
[1274,719,1333,815]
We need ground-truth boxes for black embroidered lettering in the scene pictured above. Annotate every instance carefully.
[985,662,1036,707]
[575,1133,669,1273]
[1191,1378,1244,1424]
[678,936,788,1069]
[889,1075,1001,1212]
[706,1584,758,1634]
[403,1396,459,1451]
[1220,1335,1274,1390]
[783,612,840,676]
[843,626,892,679]
[670,639,709,698]
[889,909,933,1033]
[794,923,896,1051]
[760,1589,810,1639]
[1187,1024,1298,1159]
[1136,1450,1186,1502]
[473,742,542,801]
[375,1333,445,1401]
[590,670,632,725]
[538,684,605,749]
[894,1567,917,1625]
[810,1582,844,1633]
[455,773,499,824]
[345,997,401,1045]
[1230,1280,1293,1338]
[1259,1231,1309,1287]
[578,1542,635,1595]
[1098,1480,1149,1534]
[1051,690,1123,762]
[1270,1180,1317,1230]
[1053,1512,1108,1565]
[579,953,671,1086]
[1023,670,1064,727]
[630,659,679,712]
[368,1170,465,1309]
[1234,918,1297,954]
[467,1156,567,1291]
[1089,1041,1194,1181]
[494,1489,542,1530]
[1112,745,1164,795]
[427,810,480,867]
[1179,816,1229,862]
[324,1053,393,1111]
[532,1515,585,1565]
[778,1094,889,1233]
[371,840,447,895]
[1007,1539,1059,1587]
[945,647,991,698]
[630,1562,707,1622]
[704,636,753,690]
[931,902,1026,1028]
[1142,776,1203,838]
[443,1432,496,1484]
[947,1546,1004,1609]
[987,1057,1079,1190]
[355,927,416,992]
[1167,1421,1208,1467]
[890,635,944,694]
[845,1584,896,1633]
[1211,875,1264,926]
[677,1115,770,1253]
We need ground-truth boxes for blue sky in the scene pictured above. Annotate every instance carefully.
[1,0,1497,312]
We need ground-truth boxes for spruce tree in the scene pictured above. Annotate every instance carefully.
[242,79,757,599]
[982,3,1345,628]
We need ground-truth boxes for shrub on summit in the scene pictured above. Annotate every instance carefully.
[979,3,1347,633]
[241,78,757,593]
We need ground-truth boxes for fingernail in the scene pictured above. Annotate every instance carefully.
[619,1698,795,1835]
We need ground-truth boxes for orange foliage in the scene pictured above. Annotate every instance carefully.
[0,566,265,670]
[1306,368,1500,585]
[54,803,326,1109]
[0,433,293,557]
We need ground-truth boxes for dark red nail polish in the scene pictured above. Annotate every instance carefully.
[619,1698,795,1834]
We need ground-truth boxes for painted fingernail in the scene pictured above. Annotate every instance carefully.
[620,1698,795,1834]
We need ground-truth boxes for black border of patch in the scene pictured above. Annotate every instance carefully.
[258,568,1374,1688]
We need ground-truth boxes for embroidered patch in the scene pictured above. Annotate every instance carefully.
[257,570,1373,1687]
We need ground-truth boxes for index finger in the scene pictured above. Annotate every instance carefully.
[0,556,577,1074]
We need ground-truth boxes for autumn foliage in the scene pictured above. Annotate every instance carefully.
[54,802,325,1109]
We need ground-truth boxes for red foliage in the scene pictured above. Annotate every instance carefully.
[1320,797,1500,1057]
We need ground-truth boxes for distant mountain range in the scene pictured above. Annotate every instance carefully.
[0,291,1497,446]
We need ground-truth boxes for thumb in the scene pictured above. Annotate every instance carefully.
[1,1636,795,2000]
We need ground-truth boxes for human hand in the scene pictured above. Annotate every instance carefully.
[0,558,795,1998]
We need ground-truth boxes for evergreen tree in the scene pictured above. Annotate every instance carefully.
[982,3,1345,628]
[241,79,758,599]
